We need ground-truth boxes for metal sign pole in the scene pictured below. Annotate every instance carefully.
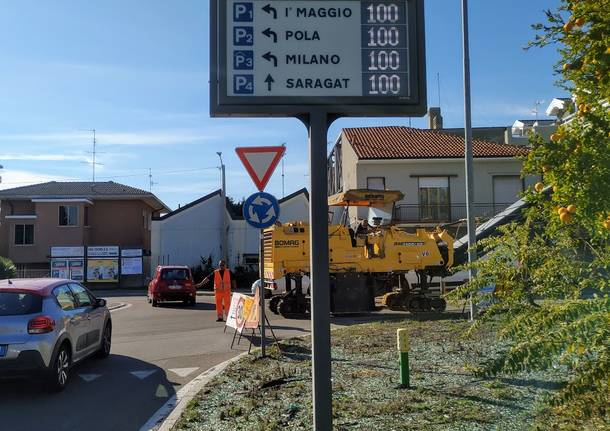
[259,228,266,357]
[307,111,332,430]
[461,0,477,321]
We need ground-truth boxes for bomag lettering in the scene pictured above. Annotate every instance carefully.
[294,7,353,18]
[275,240,300,247]
[286,78,350,89]
[285,54,341,65]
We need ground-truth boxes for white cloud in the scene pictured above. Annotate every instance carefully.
[0,154,88,162]
[0,169,75,190]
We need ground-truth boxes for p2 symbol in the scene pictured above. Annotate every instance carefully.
[233,26,254,46]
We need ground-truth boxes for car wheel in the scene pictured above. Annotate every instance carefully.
[189,298,196,306]
[97,323,112,358]
[47,344,71,392]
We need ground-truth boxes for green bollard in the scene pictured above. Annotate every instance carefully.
[397,328,410,387]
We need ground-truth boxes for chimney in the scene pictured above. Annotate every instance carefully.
[428,107,443,130]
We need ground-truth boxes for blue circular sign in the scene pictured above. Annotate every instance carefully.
[243,192,280,229]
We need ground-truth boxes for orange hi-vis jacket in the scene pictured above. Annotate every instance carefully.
[213,269,231,292]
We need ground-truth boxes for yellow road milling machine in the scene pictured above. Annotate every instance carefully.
[263,189,454,318]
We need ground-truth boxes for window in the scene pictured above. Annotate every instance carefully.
[0,293,43,316]
[59,205,78,226]
[419,177,450,221]
[53,285,77,311]
[69,283,93,307]
[161,268,190,281]
[366,177,386,190]
[14,224,34,245]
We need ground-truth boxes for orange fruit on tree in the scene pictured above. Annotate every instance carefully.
[603,220,610,229]
[542,165,551,173]
[574,17,585,27]
[563,21,574,32]
[550,133,562,142]
[558,207,568,215]
[567,204,576,214]
[563,63,571,72]
[560,212,572,223]
[534,182,545,192]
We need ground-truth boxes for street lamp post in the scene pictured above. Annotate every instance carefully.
[217,152,228,263]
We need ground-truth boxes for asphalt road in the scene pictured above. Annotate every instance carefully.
[0,292,314,431]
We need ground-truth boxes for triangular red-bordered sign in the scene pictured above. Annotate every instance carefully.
[235,146,286,191]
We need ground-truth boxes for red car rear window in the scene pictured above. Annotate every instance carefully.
[160,269,190,281]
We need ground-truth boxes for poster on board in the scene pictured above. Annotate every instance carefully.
[121,257,143,275]
[87,259,119,282]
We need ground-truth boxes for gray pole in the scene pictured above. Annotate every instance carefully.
[259,229,266,357]
[461,0,477,321]
[217,152,228,263]
[308,111,332,430]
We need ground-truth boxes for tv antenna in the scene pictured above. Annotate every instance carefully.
[149,168,158,192]
[531,100,545,119]
[80,129,104,181]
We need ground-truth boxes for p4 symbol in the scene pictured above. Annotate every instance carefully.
[234,75,254,94]
[233,50,253,70]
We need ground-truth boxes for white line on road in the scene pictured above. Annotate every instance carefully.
[109,302,133,313]
[130,370,157,380]
[78,374,102,382]
[168,367,199,378]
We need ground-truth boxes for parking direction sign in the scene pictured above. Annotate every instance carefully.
[243,192,280,229]
[211,0,426,117]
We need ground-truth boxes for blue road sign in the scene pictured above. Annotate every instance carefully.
[243,192,280,229]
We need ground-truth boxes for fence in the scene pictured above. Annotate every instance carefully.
[14,268,50,279]
[393,203,512,223]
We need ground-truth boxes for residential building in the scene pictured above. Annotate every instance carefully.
[151,188,309,273]
[0,181,169,282]
[327,126,536,226]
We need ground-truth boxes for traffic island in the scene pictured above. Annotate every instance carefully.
[174,317,572,430]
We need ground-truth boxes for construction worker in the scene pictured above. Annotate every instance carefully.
[196,260,236,322]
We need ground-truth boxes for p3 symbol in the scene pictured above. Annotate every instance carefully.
[233,26,254,46]
[233,3,253,22]
[234,75,254,94]
[234,50,253,70]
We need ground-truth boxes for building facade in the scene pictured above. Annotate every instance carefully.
[0,181,169,281]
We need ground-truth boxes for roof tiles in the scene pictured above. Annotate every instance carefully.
[343,126,529,160]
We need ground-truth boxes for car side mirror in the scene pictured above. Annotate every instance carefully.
[96,298,107,308]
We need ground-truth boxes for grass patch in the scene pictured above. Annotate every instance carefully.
[175,316,574,431]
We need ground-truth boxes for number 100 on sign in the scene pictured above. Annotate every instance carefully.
[361,2,409,97]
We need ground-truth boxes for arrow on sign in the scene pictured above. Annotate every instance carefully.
[262,4,277,19]
[262,52,278,67]
[265,74,275,92]
[262,28,277,43]
[261,205,276,224]
[235,146,286,191]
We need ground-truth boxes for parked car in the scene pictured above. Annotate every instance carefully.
[0,278,112,392]
[148,266,196,307]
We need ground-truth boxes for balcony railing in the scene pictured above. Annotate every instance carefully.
[393,203,513,223]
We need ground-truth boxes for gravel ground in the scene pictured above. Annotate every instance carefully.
[175,313,569,431]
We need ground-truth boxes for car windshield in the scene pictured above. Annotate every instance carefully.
[161,269,189,280]
[0,292,43,316]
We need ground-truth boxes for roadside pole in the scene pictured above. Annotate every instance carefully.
[461,0,477,321]
[259,228,266,357]
[308,111,332,431]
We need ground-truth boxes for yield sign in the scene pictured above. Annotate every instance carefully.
[235,146,285,191]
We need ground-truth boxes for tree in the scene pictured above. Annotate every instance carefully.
[449,1,609,427]
[0,257,17,279]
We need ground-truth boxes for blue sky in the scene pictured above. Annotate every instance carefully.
[0,0,564,210]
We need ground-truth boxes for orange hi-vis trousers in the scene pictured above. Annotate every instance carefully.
[213,269,232,319]
[214,289,231,319]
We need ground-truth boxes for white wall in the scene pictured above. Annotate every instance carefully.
[152,190,309,272]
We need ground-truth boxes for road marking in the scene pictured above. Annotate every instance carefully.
[109,302,133,313]
[168,367,199,378]
[155,384,170,398]
[130,370,157,380]
[79,374,102,382]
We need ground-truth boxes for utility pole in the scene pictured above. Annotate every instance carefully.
[217,152,228,263]
[462,0,477,321]
[148,168,158,192]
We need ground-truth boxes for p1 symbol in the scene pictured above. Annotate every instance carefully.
[234,50,253,70]
[233,3,253,22]
[234,75,254,94]
[233,26,254,46]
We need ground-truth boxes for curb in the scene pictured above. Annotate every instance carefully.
[142,352,249,431]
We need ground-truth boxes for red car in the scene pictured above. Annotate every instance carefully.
[148,266,196,307]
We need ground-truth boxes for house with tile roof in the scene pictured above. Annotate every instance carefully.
[0,181,170,284]
[327,126,537,225]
